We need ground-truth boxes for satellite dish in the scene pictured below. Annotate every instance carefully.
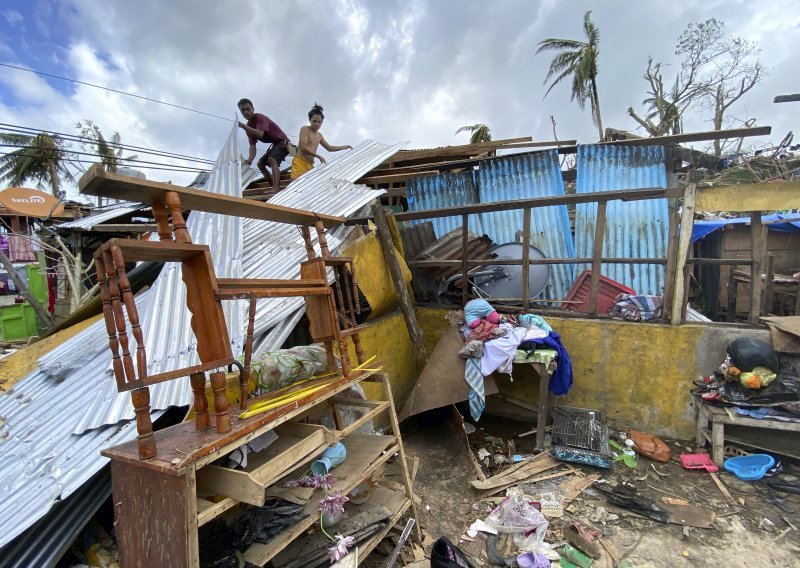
[0,187,65,217]
[472,242,550,301]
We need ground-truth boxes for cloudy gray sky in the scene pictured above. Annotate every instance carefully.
[1,0,798,197]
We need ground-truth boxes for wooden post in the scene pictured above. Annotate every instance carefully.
[371,202,426,365]
[521,208,532,311]
[0,249,54,328]
[661,199,679,320]
[748,213,766,324]
[671,183,696,324]
[210,371,231,433]
[461,214,469,306]
[726,267,738,322]
[190,372,210,432]
[588,201,607,315]
[764,252,775,316]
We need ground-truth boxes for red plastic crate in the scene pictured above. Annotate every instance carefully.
[562,269,636,313]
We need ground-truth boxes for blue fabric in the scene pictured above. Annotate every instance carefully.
[464,299,495,326]
[520,331,573,395]
[692,213,800,243]
[464,357,485,420]
[517,313,553,332]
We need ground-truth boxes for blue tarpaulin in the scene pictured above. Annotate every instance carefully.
[692,213,800,243]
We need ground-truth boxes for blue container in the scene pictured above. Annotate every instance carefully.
[310,442,347,475]
[723,454,775,481]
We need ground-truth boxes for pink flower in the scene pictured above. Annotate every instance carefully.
[281,473,334,489]
[319,490,349,516]
[327,534,356,563]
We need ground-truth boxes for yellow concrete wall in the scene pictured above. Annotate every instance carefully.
[415,307,766,440]
[341,231,412,321]
[342,311,418,405]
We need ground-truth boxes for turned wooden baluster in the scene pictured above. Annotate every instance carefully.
[210,371,231,433]
[189,372,210,432]
[241,298,256,410]
[151,200,172,241]
[103,251,136,385]
[165,191,191,243]
[131,387,157,460]
[349,261,361,315]
[95,256,126,391]
[314,221,330,257]
[300,225,316,260]
[111,246,147,378]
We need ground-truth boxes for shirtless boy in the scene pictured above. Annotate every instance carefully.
[291,103,352,179]
[237,98,289,193]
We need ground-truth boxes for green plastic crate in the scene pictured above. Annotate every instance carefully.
[0,302,39,341]
[26,264,48,304]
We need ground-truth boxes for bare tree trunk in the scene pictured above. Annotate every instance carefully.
[591,76,604,141]
[48,160,60,197]
[0,250,54,329]
[713,85,724,156]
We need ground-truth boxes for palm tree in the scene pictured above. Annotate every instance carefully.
[0,132,73,197]
[536,11,604,141]
[455,123,492,144]
[76,119,136,174]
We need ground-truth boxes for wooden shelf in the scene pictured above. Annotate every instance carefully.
[196,422,330,510]
[243,434,398,566]
[269,485,411,567]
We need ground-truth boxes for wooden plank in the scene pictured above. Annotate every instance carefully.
[336,401,391,437]
[359,170,439,185]
[696,182,800,213]
[749,213,766,324]
[195,423,328,507]
[774,94,800,103]
[90,223,160,233]
[381,137,534,164]
[521,208,532,310]
[461,213,469,306]
[661,199,679,320]
[78,164,344,227]
[216,278,328,289]
[94,238,208,262]
[215,288,332,300]
[726,267,738,322]
[470,454,560,490]
[392,187,681,221]
[588,201,607,314]
[407,257,668,267]
[603,126,771,147]
[764,252,775,315]
[671,183,696,324]
[371,202,426,364]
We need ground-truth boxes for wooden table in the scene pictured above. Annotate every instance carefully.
[695,398,800,466]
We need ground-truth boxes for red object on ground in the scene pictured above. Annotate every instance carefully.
[680,453,719,472]
[562,270,636,313]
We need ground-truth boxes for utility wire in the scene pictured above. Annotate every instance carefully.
[0,62,232,122]
[0,122,216,164]
[0,151,207,173]
[0,144,209,172]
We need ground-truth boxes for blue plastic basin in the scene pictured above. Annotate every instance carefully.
[723,454,775,481]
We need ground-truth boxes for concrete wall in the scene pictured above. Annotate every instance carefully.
[416,307,770,440]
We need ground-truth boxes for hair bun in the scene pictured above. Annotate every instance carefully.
[311,103,324,112]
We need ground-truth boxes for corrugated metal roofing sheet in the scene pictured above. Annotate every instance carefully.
[55,202,148,230]
[406,150,574,299]
[0,124,402,549]
[574,145,668,295]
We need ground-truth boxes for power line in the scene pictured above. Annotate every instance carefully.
[0,123,216,164]
[0,144,209,172]
[0,62,232,122]
[0,151,207,174]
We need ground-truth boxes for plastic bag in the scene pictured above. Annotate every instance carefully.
[728,337,779,372]
[249,344,328,392]
[485,487,549,552]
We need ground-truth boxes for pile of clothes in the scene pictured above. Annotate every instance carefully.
[458,299,573,420]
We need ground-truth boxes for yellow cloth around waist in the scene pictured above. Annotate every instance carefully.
[290,155,314,179]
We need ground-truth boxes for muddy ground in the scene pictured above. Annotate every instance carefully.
[365,410,800,568]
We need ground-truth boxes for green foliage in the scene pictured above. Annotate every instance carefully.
[0,132,73,196]
[455,123,492,144]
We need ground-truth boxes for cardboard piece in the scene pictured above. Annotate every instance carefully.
[399,311,497,420]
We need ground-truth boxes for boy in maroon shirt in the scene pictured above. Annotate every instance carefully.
[237,98,289,193]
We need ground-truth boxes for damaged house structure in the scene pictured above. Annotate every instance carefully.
[1,122,799,567]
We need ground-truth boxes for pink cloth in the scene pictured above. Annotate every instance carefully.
[246,112,287,146]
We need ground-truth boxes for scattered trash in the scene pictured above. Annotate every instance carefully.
[485,487,550,552]
[627,429,671,462]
